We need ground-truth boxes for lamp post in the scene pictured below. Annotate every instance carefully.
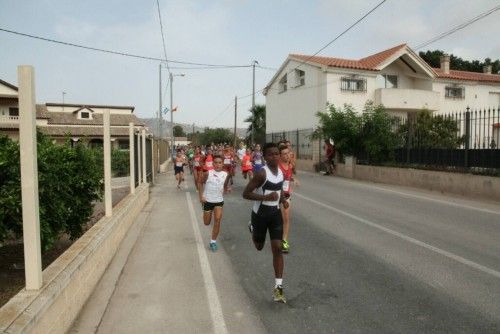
[170,72,185,159]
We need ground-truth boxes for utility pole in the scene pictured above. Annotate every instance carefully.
[170,72,173,159]
[158,64,162,139]
[234,96,237,148]
[251,60,257,145]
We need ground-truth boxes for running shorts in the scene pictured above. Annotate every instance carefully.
[174,166,184,175]
[250,205,283,243]
[203,201,224,211]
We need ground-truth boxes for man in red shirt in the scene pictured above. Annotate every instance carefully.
[324,139,335,176]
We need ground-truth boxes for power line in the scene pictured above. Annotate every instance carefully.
[292,0,387,72]
[156,0,170,74]
[414,4,500,50]
[0,27,253,68]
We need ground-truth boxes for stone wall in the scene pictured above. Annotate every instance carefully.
[0,183,149,334]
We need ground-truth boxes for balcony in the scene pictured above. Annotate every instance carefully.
[0,115,19,123]
[374,88,440,111]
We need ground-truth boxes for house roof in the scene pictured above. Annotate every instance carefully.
[45,102,135,112]
[289,44,408,72]
[0,79,18,91]
[285,43,500,84]
[36,104,144,126]
[40,126,131,137]
[433,68,500,83]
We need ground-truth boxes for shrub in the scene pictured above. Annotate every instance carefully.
[112,149,130,177]
[0,133,103,251]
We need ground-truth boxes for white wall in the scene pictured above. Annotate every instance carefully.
[433,81,500,112]
[326,71,377,112]
[266,60,327,132]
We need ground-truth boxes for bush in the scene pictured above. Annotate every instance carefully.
[0,133,103,251]
[112,149,130,177]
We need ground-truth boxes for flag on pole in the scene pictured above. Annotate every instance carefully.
[163,107,169,114]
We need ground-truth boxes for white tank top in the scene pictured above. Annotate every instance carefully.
[252,165,283,213]
[203,170,228,203]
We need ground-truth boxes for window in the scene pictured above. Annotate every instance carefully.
[445,86,465,99]
[377,74,398,88]
[295,69,305,87]
[279,74,287,93]
[341,77,367,92]
[9,107,19,116]
[80,111,90,119]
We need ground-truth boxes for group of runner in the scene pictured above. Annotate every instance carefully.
[172,140,298,303]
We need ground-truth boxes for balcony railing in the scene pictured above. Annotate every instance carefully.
[0,115,19,122]
[374,88,440,111]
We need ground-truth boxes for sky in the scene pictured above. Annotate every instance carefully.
[1,0,499,129]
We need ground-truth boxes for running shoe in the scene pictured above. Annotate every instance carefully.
[282,240,290,253]
[209,242,218,252]
[273,285,286,303]
[248,221,253,234]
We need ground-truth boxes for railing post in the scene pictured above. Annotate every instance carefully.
[18,65,43,290]
[142,129,147,184]
[129,122,135,194]
[465,107,470,168]
[296,129,299,159]
[103,109,112,217]
[136,129,142,184]
[151,136,155,184]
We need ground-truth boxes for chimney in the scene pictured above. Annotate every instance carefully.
[440,54,450,74]
[483,65,492,74]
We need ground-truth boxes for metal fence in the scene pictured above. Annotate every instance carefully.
[266,128,317,160]
[392,107,500,168]
[266,107,500,169]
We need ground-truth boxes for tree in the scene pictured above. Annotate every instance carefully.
[397,109,464,149]
[245,104,266,145]
[313,104,362,156]
[198,127,233,145]
[360,102,400,163]
[173,125,186,137]
[419,50,500,74]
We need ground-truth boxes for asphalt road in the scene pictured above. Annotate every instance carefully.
[191,170,500,333]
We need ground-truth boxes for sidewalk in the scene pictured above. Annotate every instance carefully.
[70,170,265,334]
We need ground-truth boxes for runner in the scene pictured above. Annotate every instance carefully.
[193,146,204,190]
[252,144,265,173]
[278,144,299,254]
[174,149,186,189]
[242,142,288,303]
[241,147,253,182]
[223,144,234,185]
[203,148,214,172]
[285,140,297,175]
[186,146,195,175]
[199,155,231,252]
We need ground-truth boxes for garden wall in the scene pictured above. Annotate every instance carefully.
[0,183,149,334]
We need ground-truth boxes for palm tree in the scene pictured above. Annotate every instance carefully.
[245,104,266,145]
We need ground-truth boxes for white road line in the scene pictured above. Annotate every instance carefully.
[186,192,229,334]
[294,192,500,280]
[298,171,500,216]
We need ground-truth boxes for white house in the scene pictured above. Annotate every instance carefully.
[0,78,146,147]
[264,44,500,134]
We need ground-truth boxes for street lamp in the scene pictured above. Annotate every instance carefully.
[170,72,185,160]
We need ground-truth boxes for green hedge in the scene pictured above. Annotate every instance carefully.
[0,133,103,251]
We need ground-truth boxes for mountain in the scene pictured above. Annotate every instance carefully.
[140,118,247,138]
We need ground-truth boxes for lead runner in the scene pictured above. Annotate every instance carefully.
[242,142,289,303]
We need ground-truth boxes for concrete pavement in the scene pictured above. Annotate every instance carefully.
[70,171,266,334]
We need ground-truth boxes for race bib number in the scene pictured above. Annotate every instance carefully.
[194,161,200,167]
[176,162,183,167]
[255,159,262,165]
[224,158,231,165]
[206,161,213,167]
[282,180,290,192]
[245,161,252,166]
